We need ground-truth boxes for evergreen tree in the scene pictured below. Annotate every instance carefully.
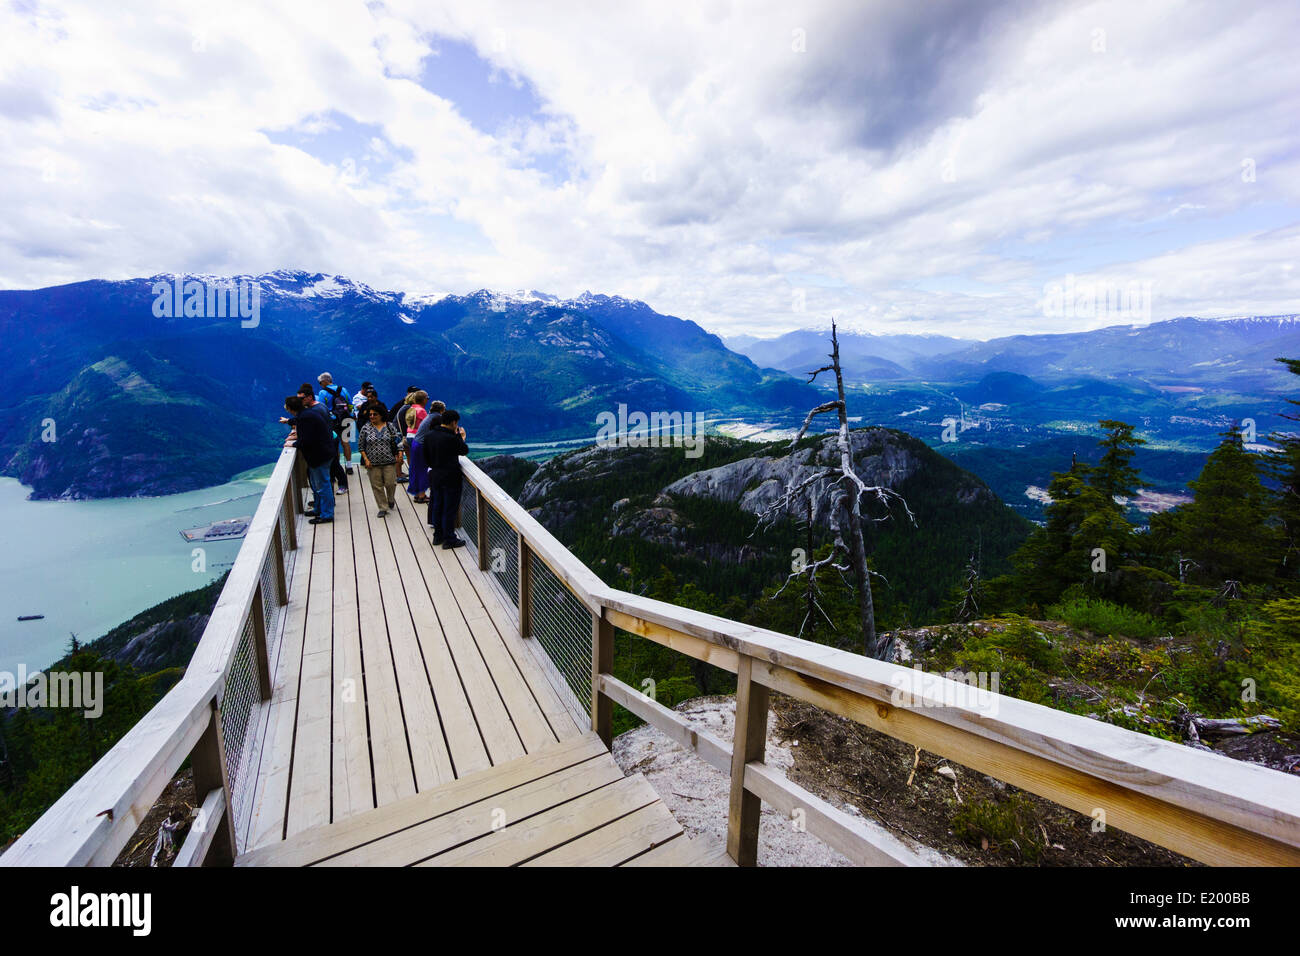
[1268,357,1300,584]
[1170,429,1280,586]
[1007,421,1145,607]
[1092,419,1147,502]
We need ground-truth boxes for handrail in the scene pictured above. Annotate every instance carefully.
[1,447,304,867]
[457,456,1300,867]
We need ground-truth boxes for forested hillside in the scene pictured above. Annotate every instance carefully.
[0,576,227,842]
[498,429,1032,730]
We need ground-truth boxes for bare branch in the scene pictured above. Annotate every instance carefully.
[790,400,844,447]
[807,364,836,384]
[753,469,838,531]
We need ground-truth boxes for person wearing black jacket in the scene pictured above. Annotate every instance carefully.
[298,384,348,495]
[424,409,469,548]
[285,394,335,523]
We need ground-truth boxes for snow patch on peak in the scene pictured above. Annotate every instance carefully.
[405,291,451,307]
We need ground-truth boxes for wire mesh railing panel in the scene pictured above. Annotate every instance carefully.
[529,556,592,718]
[220,614,262,851]
[485,502,520,608]
[258,554,280,660]
[462,483,479,553]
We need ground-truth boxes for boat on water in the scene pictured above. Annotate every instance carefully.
[179,516,252,542]
[17,614,44,621]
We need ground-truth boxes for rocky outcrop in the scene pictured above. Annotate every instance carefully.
[611,503,694,547]
[511,428,1001,563]
[518,444,666,505]
[475,454,539,499]
[663,428,952,527]
[113,613,209,673]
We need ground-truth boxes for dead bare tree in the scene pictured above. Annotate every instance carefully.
[759,319,914,659]
[771,492,843,640]
[954,553,982,623]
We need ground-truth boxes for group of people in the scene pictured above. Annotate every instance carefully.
[281,374,470,550]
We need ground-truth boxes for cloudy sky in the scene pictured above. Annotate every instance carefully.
[2,0,1298,338]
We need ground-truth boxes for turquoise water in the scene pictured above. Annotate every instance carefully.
[0,473,270,675]
[0,422,765,675]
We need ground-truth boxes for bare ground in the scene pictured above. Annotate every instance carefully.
[113,768,197,867]
[613,692,1198,867]
[771,695,1196,866]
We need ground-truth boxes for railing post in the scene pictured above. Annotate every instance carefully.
[271,528,288,605]
[591,609,614,748]
[282,483,297,552]
[727,655,769,867]
[251,583,273,701]
[519,536,532,638]
[191,701,237,866]
[477,488,489,571]
[293,454,308,514]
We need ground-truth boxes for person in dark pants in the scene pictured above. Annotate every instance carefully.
[423,409,469,548]
[285,394,336,524]
[298,384,348,494]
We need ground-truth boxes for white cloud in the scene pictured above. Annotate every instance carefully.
[0,0,1297,339]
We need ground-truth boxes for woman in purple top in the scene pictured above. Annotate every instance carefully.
[405,391,430,501]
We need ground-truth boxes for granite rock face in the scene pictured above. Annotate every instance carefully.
[114,613,210,673]
[663,428,958,529]
[508,428,997,564]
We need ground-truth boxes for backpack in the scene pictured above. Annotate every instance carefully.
[323,384,351,422]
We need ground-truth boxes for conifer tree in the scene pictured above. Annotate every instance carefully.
[1268,357,1300,584]
[1008,421,1144,606]
[1172,428,1279,586]
[1092,419,1147,502]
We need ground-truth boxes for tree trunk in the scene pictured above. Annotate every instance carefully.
[827,324,883,658]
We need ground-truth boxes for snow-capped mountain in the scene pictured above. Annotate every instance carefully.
[0,272,814,499]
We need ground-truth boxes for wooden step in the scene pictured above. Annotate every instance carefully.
[622,832,736,867]
[237,732,689,867]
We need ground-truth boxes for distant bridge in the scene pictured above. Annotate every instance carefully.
[4,448,1299,866]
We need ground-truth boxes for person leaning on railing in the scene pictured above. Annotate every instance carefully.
[359,403,402,518]
[285,393,337,524]
[298,383,348,496]
[424,408,468,549]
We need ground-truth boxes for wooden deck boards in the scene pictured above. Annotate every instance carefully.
[238,733,695,867]
[240,467,595,856]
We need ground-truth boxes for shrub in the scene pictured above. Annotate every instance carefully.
[985,615,1063,672]
[952,794,1046,862]
[1047,595,1163,641]
[1065,637,1166,685]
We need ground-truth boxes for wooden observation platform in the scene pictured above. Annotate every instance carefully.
[4,448,1299,868]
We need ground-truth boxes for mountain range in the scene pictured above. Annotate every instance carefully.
[1,270,1296,502]
[0,272,816,498]
[726,316,1300,391]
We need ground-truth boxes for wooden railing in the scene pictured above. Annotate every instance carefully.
[458,458,1300,867]
[6,448,1300,867]
[0,447,307,867]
